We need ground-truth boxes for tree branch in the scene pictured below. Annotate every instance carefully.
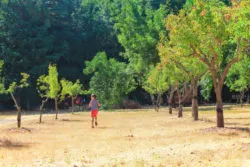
[170,58,190,76]
[190,45,210,66]
[219,57,241,89]
[10,93,20,110]
[181,86,193,103]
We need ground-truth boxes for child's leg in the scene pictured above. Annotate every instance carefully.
[95,117,98,126]
[92,117,94,128]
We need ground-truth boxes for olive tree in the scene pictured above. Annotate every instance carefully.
[37,64,60,120]
[166,0,249,127]
[60,79,86,113]
[143,65,169,112]
[0,60,29,128]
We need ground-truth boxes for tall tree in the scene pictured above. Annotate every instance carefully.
[166,0,249,127]
[83,52,135,109]
[113,0,167,73]
[159,42,207,120]
[143,65,169,112]
[226,58,250,106]
[60,79,86,113]
[0,60,29,128]
[37,64,60,120]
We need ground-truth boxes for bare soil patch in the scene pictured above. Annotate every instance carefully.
[0,107,250,166]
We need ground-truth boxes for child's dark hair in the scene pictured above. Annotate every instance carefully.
[91,94,96,99]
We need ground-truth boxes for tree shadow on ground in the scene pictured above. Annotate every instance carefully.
[198,106,233,111]
[199,118,215,123]
[60,119,83,122]
[199,118,250,126]
[225,117,250,120]
[0,139,31,149]
[7,127,34,133]
[225,127,250,134]
[96,126,109,129]
[226,122,250,126]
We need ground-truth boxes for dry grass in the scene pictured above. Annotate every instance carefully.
[0,106,250,167]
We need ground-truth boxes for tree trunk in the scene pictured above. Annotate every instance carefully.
[39,105,43,123]
[155,94,161,112]
[168,89,175,115]
[178,105,183,117]
[17,107,21,128]
[240,91,244,107]
[169,102,172,114]
[39,99,48,123]
[10,93,22,128]
[71,97,75,114]
[192,80,199,121]
[177,89,183,118]
[215,88,224,127]
[55,98,59,120]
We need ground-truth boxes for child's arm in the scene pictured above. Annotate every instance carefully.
[98,101,101,107]
[88,100,93,107]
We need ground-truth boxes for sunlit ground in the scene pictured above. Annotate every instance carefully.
[0,105,250,167]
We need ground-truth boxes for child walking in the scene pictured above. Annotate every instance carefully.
[89,94,100,128]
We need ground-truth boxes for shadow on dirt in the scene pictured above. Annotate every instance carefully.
[61,119,83,122]
[0,139,31,149]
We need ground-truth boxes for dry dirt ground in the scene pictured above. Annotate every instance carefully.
[1,106,250,167]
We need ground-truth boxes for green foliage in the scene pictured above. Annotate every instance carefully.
[0,60,5,94]
[84,52,135,109]
[225,0,250,42]
[226,58,250,93]
[37,75,49,99]
[48,65,60,98]
[37,64,60,99]
[60,79,86,100]
[6,73,30,93]
[199,74,213,100]
[159,40,207,82]
[166,0,248,90]
[112,0,168,73]
[0,60,29,94]
[143,65,169,96]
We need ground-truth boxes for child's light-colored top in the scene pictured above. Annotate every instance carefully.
[90,99,99,110]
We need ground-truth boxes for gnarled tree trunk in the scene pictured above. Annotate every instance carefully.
[168,88,175,115]
[215,88,224,127]
[177,88,183,117]
[55,98,59,120]
[39,98,48,123]
[155,94,161,112]
[10,93,21,128]
[191,79,199,121]
[17,107,21,128]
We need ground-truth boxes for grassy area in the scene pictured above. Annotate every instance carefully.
[0,106,250,167]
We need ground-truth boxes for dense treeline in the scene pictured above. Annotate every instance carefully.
[0,0,249,128]
[0,0,122,108]
[0,0,186,108]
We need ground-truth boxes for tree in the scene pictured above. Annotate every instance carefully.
[83,52,135,109]
[159,42,207,120]
[199,73,213,102]
[100,0,169,88]
[60,79,86,113]
[143,65,169,112]
[166,0,249,127]
[226,58,250,106]
[36,75,49,123]
[159,60,188,117]
[0,60,29,128]
[37,64,60,120]
[0,60,5,94]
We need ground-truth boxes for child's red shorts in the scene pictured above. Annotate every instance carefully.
[91,110,98,117]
